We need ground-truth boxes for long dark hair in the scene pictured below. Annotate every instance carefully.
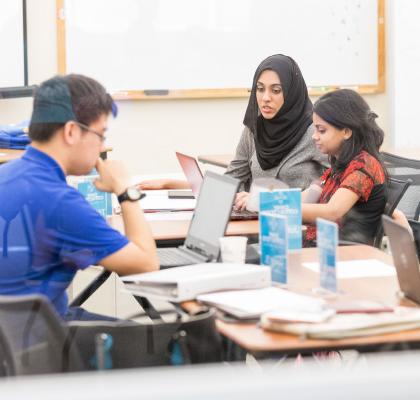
[313,89,386,174]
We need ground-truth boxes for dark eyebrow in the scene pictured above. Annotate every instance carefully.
[256,81,282,87]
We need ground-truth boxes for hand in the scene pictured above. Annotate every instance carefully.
[136,179,172,190]
[94,158,130,195]
[234,191,250,211]
[136,179,190,190]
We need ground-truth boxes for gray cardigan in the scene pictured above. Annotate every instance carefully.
[225,124,328,191]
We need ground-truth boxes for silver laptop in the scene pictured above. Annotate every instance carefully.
[175,151,258,221]
[158,171,239,268]
[382,215,420,304]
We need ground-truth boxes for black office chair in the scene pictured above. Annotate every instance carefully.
[0,294,222,375]
[0,327,14,377]
[67,308,222,370]
[0,294,85,375]
[381,152,420,220]
[372,177,412,248]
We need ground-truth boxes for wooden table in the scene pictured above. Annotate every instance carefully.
[216,245,420,356]
[108,214,259,244]
[0,148,23,163]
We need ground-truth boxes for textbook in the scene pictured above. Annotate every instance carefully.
[259,189,302,251]
[260,307,420,339]
[68,169,112,218]
[122,263,271,302]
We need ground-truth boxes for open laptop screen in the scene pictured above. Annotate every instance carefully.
[185,171,239,259]
[382,215,420,304]
[175,152,203,198]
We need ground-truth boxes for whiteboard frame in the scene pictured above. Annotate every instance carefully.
[56,0,385,100]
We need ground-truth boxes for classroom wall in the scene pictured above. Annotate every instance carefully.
[0,0,391,175]
[387,0,420,149]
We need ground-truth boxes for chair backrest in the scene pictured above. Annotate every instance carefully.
[408,219,420,259]
[0,326,15,376]
[381,151,420,169]
[67,308,223,370]
[384,177,412,216]
[373,177,412,248]
[0,294,84,375]
[381,152,420,220]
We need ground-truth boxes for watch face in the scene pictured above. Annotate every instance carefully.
[127,187,142,200]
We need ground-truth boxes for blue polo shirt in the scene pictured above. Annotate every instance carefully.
[0,146,129,316]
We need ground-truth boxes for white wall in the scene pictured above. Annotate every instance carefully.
[0,0,391,175]
[387,0,420,148]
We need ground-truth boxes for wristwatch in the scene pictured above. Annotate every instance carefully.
[117,186,145,204]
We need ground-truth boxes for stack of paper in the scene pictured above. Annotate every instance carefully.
[122,263,271,302]
[261,307,420,339]
[197,287,329,320]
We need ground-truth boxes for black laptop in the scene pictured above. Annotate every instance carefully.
[158,171,240,268]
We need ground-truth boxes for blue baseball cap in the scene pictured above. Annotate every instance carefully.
[30,76,118,124]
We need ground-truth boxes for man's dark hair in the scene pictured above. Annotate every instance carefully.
[29,74,113,142]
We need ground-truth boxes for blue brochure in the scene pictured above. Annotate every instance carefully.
[260,212,288,284]
[70,169,112,218]
[259,189,302,251]
[316,218,338,292]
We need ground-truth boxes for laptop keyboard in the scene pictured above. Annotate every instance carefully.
[230,209,258,221]
[158,248,203,267]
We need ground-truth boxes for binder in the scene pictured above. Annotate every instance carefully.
[122,263,271,302]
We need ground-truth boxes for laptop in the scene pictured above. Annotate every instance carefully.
[158,171,239,268]
[175,151,258,221]
[382,215,420,304]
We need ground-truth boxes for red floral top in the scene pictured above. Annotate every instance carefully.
[304,151,387,246]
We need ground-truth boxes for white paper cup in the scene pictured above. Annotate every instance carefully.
[219,236,248,264]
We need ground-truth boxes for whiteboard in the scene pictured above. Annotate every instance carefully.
[0,0,26,88]
[58,0,384,97]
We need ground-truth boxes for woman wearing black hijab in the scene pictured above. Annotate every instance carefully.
[137,54,327,197]
[226,54,327,210]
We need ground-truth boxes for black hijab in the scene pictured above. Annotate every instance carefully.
[244,54,313,170]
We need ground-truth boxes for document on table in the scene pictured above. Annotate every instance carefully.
[302,259,396,279]
[140,191,196,212]
[197,287,327,319]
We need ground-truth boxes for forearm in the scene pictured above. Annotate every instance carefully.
[166,179,190,189]
[302,203,342,224]
[302,188,359,224]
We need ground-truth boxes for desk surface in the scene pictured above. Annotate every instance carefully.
[108,214,259,242]
[216,245,418,355]
[198,148,420,169]
[0,148,23,163]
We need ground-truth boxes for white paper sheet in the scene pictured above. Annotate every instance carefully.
[145,211,193,221]
[197,287,326,318]
[140,193,196,211]
[302,259,396,278]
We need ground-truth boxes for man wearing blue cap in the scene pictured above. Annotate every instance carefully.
[0,74,159,320]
